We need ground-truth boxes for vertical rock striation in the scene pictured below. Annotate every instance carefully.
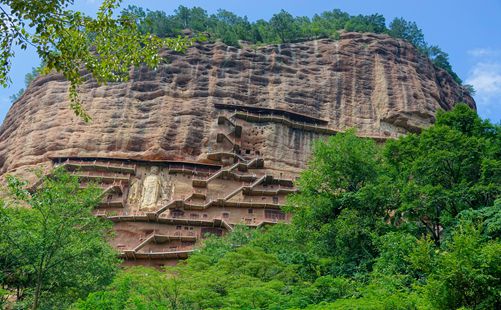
[0,32,473,176]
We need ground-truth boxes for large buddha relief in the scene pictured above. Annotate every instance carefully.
[127,166,173,210]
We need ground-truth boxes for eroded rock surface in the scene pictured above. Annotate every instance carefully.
[0,32,474,176]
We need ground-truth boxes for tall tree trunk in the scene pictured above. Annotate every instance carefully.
[32,269,43,310]
[32,279,42,310]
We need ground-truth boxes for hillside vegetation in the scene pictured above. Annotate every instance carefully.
[123,6,464,84]
[70,105,500,310]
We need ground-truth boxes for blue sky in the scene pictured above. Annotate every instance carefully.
[1,0,500,122]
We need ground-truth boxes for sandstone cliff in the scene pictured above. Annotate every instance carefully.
[0,32,474,176]
[0,32,476,266]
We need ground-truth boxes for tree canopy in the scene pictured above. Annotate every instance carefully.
[1,0,194,121]
[0,168,120,309]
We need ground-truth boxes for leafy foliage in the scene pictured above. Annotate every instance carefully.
[421,224,501,309]
[426,45,462,84]
[388,17,426,51]
[388,17,462,84]
[123,6,388,45]
[385,104,499,246]
[1,0,194,121]
[285,131,384,276]
[73,105,500,309]
[72,266,181,310]
[0,168,119,309]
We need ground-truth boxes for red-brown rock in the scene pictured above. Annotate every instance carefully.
[0,32,474,177]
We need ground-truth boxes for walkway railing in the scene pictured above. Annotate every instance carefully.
[55,158,136,173]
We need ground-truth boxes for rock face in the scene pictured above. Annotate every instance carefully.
[0,32,474,176]
[0,32,474,266]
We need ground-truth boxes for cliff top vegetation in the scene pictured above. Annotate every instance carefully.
[124,5,465,85]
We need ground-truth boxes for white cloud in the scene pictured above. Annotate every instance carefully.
[466,62,501,96]
[467,48,500,58]
[465,48,501,121]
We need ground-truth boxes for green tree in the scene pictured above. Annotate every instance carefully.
[0,288,6,308]
[270,10,298,43]
[384,105,500,246]
[175,5,191,29]
[427,45,462,84]
[418,224,501,309]
[285,131,385,276]
[76,244,299,309]
[1,0,193,121]
[253,19,274,43]
[459,198,501,238]
[463,84,476,96]
[73,266,183,310]
[295,16,315,40]
[0,168,119,309]
[435,103,498,138]
[311,9,350,37]
[344,14,386,33]
[172,6,209,32]
[210,10,253,46]
[122,6,178,38]
[388,17,427,51]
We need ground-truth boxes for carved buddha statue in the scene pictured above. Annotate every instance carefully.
[139,166,163,210]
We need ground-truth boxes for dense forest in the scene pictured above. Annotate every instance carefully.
[123,6,464,85]
[1,105,499,309]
